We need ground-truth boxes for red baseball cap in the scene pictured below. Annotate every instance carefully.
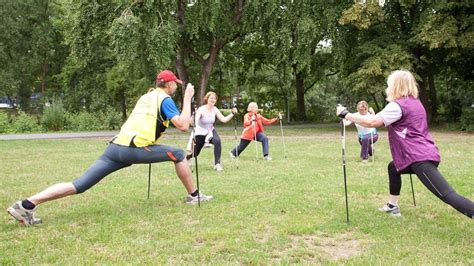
[156,70,183,84]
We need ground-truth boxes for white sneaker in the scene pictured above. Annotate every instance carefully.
[186,193,214,205]
[378,203,401,217]
[204,142,213,148]
[7,201,42,225]
[214,163,223,171]
[229,151,236,158]
[264,155,272,161]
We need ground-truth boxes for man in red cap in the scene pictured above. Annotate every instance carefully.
[7,70,213,226]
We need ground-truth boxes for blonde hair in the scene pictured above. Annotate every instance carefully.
[203,91,217,104]
[385,70,419,102]
[357,100,368,112]
[247,102,258,112]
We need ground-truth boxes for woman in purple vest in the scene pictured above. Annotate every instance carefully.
[337,70,473,218]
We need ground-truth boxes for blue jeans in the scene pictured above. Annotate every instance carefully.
[72,143,185,193]
[230,132,269,157]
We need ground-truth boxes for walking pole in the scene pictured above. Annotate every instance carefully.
[147,164,151,199]
[370,130,374,163]
[340,117,350,224]
[191,98,200,207]
[409,174,416,207]
[253,117,258,161]
[279,113,287,158]
[233,105,239,169]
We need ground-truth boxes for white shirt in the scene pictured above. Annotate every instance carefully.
[376,102,402,127]
[194,106,219,136]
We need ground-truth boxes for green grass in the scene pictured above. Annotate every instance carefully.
[1,125,473,264]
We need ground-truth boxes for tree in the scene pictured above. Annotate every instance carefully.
[258,1,342,121]
[336,1,474,122]
[0,0,66,110]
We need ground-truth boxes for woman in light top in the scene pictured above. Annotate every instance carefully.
[344,100,378,163]
[186,91,237,171]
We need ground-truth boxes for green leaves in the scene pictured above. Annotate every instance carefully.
[339,2,384,30]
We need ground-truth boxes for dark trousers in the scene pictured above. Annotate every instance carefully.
[388,161,473,218]
[230,132,269,157]
[358,134,378,160]
[73,143,185,193]
[186,129,222,165]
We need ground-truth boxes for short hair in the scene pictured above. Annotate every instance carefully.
[203,91,217,104]
[156,81,167,88]
[247,102,258,111]
[386,70,419,102]
[357,101,368,112]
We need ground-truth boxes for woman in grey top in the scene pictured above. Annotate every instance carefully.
[186,91,237,171]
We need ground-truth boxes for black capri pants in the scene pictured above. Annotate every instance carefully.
[388,160,473,218]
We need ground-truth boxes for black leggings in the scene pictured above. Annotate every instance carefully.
[186,129,222,165]
[388,161,473,218]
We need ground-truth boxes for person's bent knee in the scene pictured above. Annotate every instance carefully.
[170,149,186,162]
[213,138,221,146]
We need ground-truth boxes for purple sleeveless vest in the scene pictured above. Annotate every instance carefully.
[388,96,440,171]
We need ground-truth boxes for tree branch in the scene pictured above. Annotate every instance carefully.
[325,71,339,77]
[232,0,245,24]
[304,80,317,94]
[187,46,205,65]
[394,1,406,33]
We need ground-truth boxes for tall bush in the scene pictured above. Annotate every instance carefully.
[11,111,41,133]
[41,101,65,131]
[64,112,102,131]
[460,106,474,132]
[99,107,123,130]
[0,111,10,133]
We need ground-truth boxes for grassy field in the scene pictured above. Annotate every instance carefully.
[1,125,473,264]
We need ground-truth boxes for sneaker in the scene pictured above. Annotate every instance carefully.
[264,155,272,161]
[214,163,223,171]
[378,203,401,217]
[229,151,236,158]
[204,142,213,148]
[361,159,368,163]
[7,201,42,225]
[186,193,214,205]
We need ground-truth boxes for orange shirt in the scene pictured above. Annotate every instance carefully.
[240,112,278,140]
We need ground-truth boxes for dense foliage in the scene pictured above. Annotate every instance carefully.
[0,0,472,130]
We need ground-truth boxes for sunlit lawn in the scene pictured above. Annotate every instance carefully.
[1,125,472,264]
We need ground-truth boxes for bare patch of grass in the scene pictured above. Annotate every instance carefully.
[272,231,370,263]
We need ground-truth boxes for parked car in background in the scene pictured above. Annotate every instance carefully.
[0,96,17,109]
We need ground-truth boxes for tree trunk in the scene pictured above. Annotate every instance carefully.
[427,69,437,122]
[175,48,188,107]
[119,89,127,121]
[370,93,381,111]
[294,68,306,121]
[41,62,48,96]
[198,42,220,105]
[417,76,430,121]
[174,0,188,107]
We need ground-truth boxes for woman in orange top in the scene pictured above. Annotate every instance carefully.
[230,102,280,160]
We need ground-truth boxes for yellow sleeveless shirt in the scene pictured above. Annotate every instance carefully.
[113,88,171,147]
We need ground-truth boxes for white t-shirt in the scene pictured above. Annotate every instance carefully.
[194,106,219,136]
[376,102,402,127]
[354,114,377,136]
